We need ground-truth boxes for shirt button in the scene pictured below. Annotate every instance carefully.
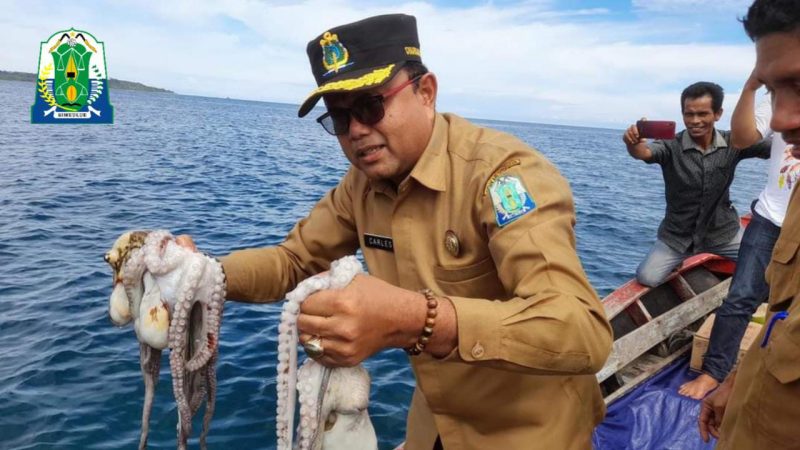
[471,342,485,359]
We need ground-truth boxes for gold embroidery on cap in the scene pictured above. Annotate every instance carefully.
[404,46,421,57]
[483,158,521,196]
[305,64,396,101]
[444,230,460,257]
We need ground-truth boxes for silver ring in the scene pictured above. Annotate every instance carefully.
[303,336,324,359]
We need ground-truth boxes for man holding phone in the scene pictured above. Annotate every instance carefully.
[622,82,769,288]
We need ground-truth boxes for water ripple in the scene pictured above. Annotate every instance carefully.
[1,80,766,448]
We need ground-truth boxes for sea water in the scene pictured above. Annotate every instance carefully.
[0,80,766,449]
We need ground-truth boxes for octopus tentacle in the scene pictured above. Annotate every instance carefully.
[199,353,218,450]
[169,256,205,448]
[142,230,182,275]
[186,260,225,372]
[106,229,226,449]
[138,343,161,450]
[188,302,209,418]
[296,360,329,450]
[122,248,146,320]
[276,256,371,450]
[277,273,331,449]
[170,348,189,450]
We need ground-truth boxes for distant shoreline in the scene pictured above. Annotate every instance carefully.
[0,70,173,93]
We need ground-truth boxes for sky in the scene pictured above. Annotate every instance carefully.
[1,0,762,129]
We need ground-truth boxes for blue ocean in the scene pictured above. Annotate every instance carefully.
[0,80,767,449]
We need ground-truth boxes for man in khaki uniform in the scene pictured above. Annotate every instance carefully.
[699,1,800,448]
[198,14,612,449]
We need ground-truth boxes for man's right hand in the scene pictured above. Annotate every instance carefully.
[623,122,645,147]
[698,371,737,442]
[743,68,764,93]
[623,118,653,161]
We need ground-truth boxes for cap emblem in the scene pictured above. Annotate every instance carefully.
[320,31,353,76]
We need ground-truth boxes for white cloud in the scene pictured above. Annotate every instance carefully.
[0,0,759,128]
[632,0,752,13]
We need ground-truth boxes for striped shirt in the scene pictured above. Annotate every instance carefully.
[646,129,770,252]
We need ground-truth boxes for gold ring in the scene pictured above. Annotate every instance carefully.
[303,336,324,359]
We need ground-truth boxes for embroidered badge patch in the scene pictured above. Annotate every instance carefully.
[320,31,354,77]
[31,28,114,124]
[488,175,536,227]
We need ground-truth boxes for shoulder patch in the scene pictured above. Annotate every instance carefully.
[488,175,536,227]
[484,159,521,196]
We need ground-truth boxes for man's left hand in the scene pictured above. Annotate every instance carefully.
[296,274,422,367]
[698,372,736,442]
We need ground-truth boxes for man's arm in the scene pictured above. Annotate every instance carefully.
[221,168,361,302]
[731,70,765,149]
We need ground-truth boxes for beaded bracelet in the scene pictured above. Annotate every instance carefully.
[405,288,438,356]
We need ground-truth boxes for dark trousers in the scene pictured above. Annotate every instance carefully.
[702,206,781,381]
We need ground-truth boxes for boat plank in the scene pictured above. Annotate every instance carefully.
[604,344,692,405]
[597,278,730,383]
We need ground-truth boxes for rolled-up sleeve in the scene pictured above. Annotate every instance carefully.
[448,151,612,375]
[645,139,670,165]
[221,168,360,302]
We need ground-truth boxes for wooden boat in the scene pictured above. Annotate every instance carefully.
[598,215,750,404]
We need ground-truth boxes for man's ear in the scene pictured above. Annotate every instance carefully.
[417,73,438,108]
[714,107,724,121]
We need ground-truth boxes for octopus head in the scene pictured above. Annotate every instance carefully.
[105,231,148,279]
[317,366,377,450]
[105,230,148,326]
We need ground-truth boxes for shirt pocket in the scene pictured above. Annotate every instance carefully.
[767,238,800,308]
[756,317,800,446]
[433,256,503,298]
[763,317,800,384]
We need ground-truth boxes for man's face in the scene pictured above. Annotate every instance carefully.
[324,72,437,185]
[755,31,800,149]
[681,95,722,143]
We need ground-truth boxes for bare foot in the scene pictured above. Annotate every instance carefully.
[679,374,719,399]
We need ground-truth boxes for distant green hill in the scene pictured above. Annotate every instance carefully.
[0,70,173,93]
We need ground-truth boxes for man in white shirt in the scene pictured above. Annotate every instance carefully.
[679,70,797,399]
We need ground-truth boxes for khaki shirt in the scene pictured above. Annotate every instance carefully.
[718,186,800,450]
[222,113,612,449]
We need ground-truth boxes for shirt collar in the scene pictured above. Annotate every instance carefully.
[680,128,727,152]
[367,114,448,196]
[408,113,448,192]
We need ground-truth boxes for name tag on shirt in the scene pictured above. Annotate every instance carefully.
[364,233,394,252]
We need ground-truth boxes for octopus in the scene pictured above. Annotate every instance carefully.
[105,230,226,450]
[276,256,378,450]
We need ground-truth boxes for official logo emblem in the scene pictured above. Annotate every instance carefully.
[488,175,536,227]
[31,29,114,124]
[320,31,353,77]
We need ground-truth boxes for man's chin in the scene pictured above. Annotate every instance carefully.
[361,166,391,182]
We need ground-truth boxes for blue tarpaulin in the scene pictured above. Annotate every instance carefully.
[593,357,717,450]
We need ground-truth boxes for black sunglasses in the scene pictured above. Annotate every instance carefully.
[316,74,424,136]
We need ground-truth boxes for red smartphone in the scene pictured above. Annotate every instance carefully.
[637,120,676,139]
